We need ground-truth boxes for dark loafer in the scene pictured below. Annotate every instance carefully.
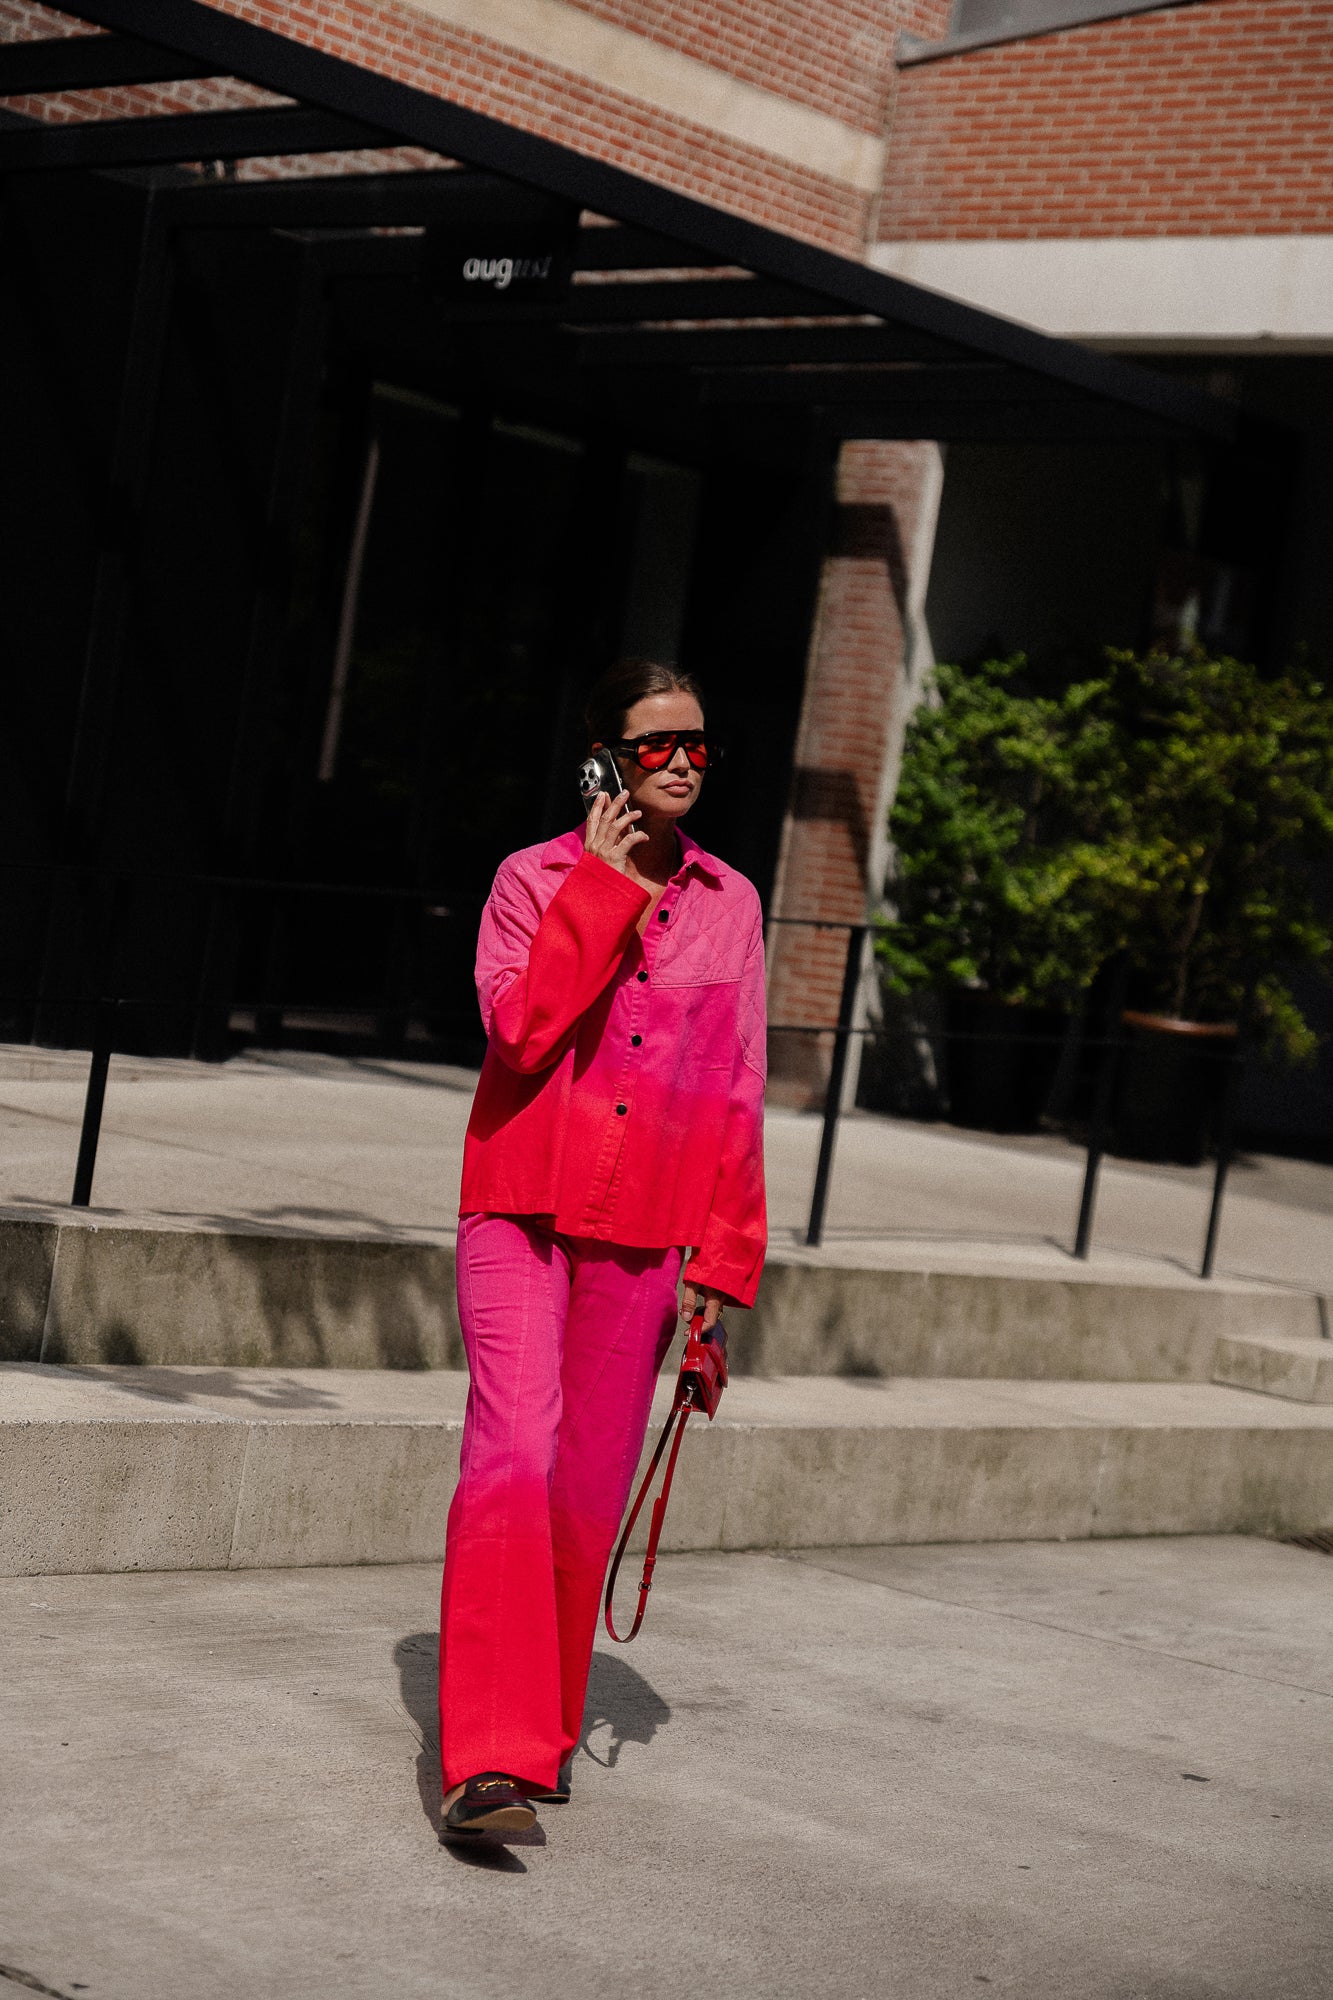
[525,1762,572,1805]
[442,1772,538,1840]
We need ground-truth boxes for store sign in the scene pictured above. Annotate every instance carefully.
[427,198,578,302]
[456,250,560,293]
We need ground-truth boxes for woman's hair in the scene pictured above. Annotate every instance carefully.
[584,658,705,747]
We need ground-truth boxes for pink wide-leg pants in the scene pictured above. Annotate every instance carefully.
[439,1213,681,1792]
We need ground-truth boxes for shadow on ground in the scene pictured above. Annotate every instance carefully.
[393,1630,672,1871]
[45,1363,345,1410]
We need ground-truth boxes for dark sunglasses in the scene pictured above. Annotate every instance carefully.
[612,731,720,772]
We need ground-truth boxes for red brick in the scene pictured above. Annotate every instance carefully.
[879,0,1333,241]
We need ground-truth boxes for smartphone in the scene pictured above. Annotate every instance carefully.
[577,747,624,817]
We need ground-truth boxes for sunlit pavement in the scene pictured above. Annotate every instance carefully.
[3,1537,1331,2000]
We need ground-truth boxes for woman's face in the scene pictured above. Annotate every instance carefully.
[605,691,707,823]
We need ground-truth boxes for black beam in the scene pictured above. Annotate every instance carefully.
[562,276,840,324]
[0,103,386,174]
[697,363,1079,406]
[0,33,220,94]
[160,166,490,230]
[56,0,1236,441]
[573,323,971,369]
[160,169,726,275]
[313,244,841,323]
[816,403,1181,442]
[573,225,727,272]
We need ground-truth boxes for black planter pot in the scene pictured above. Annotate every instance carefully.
[1112,1010,1238,1166]
[944,991,1068,1134]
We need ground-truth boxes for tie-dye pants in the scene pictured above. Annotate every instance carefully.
[439,1212,681,1792]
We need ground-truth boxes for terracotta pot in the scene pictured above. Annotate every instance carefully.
[1113,1010,1238,1166]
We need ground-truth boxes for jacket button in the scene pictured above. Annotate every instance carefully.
[658,908,669,922]
[615,1103,627,1116]
[636,970,648,982]
[630,1034,642,1047]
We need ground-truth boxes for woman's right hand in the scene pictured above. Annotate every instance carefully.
[583,790,646,873]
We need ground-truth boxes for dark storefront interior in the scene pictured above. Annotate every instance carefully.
[2,179,833,1060]
[0,2,1238,1066]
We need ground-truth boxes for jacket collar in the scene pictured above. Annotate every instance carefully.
[540,825,724,884]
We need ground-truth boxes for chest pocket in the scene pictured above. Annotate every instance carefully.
[650,890,749,989]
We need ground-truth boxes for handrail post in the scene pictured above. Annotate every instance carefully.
[805,924,867,1249]
[1073,956,1129,1261]
[71,999,116,1208]
[1200,1039,1241,1280]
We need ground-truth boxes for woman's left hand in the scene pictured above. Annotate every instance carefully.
[681,1282,728,1341]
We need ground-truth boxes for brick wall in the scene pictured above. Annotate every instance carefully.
[0,4,452,173]
[766,440,941,1105]
[0,1,78,34]
[202,0,943,249]
[555,0,946,136]
[880,0,1333,241]
[0,0,954,252]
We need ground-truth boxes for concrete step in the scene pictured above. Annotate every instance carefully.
[3,1213,1325,1382]
[748,1256,1325,1381]
[5,1363,1333,1576]
[1213,1332,1333,1403]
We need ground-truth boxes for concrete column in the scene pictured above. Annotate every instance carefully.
[766,438,944,1107]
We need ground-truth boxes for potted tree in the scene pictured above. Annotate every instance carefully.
[879,648,1333,1152]
[877,655,1137,1130]
[1096,647,1333,1161]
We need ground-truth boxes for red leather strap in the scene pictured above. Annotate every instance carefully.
[604,1310,729,1643]
[603,1402,691,1644]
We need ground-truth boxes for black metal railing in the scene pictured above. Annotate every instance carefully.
[55,988,468,1210]
[0,855,483,1206]
[2,870,1246,1279]
[764,917,870,1249]
[767,919,1245,1278]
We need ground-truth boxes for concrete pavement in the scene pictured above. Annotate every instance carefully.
[2,1537,1331,2000]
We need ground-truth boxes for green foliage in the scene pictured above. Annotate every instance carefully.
[878,649,1333,1059]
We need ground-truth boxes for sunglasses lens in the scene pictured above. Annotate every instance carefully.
[630,732,713,770]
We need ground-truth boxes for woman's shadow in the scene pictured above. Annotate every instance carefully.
[394,1632,672,1871]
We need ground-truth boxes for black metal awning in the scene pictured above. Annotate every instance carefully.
[0,0,1236,446]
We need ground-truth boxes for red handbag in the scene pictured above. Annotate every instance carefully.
[603,1311,728,1643]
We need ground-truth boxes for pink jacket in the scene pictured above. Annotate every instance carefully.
[460,827,768,1307]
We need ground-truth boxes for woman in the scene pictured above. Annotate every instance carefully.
[438,658,767,1841]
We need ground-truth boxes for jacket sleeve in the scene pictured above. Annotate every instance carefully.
[478,849,651,1075]
[684,905,768,1308]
